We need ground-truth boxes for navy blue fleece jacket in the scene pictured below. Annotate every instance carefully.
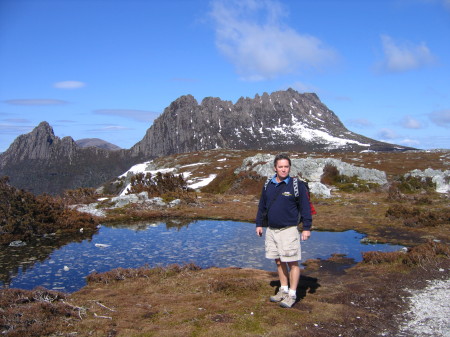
[255,176,312,230]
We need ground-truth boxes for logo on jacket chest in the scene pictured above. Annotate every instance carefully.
[282,192,293,197]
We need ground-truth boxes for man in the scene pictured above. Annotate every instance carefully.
[255,153,312,308]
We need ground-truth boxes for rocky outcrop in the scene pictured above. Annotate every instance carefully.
[406,168,450,194]
[74,192,180,217]
[235,153,388,197]
[131,88,412,158]
[0,122,143,194]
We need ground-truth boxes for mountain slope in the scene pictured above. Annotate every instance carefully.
[0,89,414,194]
[76,138,121,151]
[0,122,143,194]
[131,88,411,157]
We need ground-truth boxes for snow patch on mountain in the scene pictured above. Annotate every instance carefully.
[189,174,217,189]
[117,160,215,195]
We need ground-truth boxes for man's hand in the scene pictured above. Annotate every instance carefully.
[301,230,311,241]
[256,226,263,237]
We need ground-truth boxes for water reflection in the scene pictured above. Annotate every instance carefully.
[0,231,97,286]
[1,220,403,293]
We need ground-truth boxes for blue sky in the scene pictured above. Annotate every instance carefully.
[1,0,449,152]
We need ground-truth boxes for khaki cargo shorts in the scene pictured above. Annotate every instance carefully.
[265,226,301,262]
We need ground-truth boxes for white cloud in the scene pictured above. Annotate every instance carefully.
[378,128,398,140]
[2,118,31,123]
[289,81,320,93]
[88,125,132,132]
[209,0,337,81]
[445,0,450,10]
[3,99,68,106]
[378,35,435,73]
[53,81,86,89]
[348,118,373,128]
[401,115,423,129]
[0,123,33,134]
[398,138,421,146]
[334,96,352,102]
[171,78,199,82]
[417,0,450,10]
[429,109,450,127]
[94,109,159,123]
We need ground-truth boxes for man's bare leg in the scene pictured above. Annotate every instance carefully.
[275,258,289,287]
[287,261,300,291]
[278,261,300,308]
[269,259,290,302]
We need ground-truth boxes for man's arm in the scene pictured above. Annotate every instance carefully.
[298,182,312,231]
[255,185,267,228]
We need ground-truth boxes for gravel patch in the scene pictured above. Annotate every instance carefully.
[397,278,450,337]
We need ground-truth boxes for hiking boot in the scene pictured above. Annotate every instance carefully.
[269,289,288,302]
[279,295,296,308]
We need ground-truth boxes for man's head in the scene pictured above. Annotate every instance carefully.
[273,153,291,181]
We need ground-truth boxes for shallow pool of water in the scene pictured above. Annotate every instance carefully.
[1,220,404,292]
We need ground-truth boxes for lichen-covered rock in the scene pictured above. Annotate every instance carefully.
[235,154,387,197]
[406,168,450,193]
[74,203,106,217]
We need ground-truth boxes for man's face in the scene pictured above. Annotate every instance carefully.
[274,159,290,181]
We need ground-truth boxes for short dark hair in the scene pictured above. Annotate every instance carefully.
[273,153,291,167]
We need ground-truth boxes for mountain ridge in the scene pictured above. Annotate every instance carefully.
[0,89,414,194]
[0,122,144,194]
[131,88,410,157]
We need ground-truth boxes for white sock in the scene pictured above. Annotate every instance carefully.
[280,285,289,293]
[288,289,296,298]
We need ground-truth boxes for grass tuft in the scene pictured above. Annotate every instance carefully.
[363,241,450,267]
[385,204,450,227]
[86,263,201,284]
[0,287,80,337]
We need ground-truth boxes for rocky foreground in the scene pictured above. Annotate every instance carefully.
[1,191,449,336]
[1,149,449,336]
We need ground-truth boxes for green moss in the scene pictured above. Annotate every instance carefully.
[232,315,265,334]
[321,164,380,192]
[395,175,436,194]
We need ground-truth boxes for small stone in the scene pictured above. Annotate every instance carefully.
[9,240,26,247]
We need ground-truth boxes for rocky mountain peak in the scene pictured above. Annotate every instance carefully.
[0,121,78,168]
[0,122,142,194]
[168,94,198,112]
[131,88,407,158]
[0,89,413,195]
